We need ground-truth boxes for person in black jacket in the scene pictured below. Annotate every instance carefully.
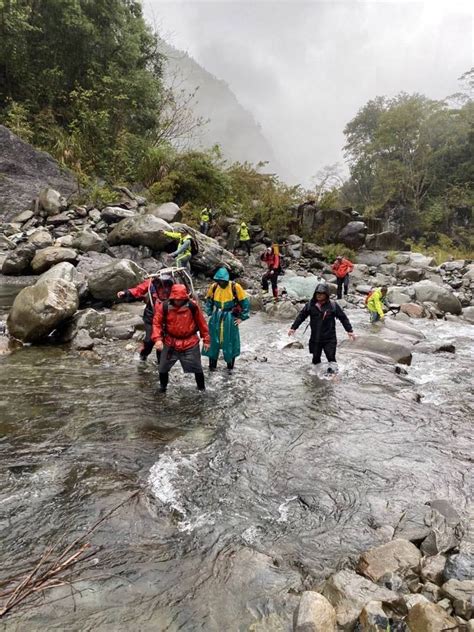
[288,282,356,372]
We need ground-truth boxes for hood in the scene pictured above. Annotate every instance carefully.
[169,284,189,300]
[313,283,330,298]
[213,267,230,281]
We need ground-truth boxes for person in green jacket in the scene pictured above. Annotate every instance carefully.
[164,228,193,272]
[367,286,388,323]
[202,267,250,371]
[237,221,251,255]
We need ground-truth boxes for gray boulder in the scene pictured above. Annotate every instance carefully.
[387,286,415,304]
[263,300,298,320]
[366,232,408,251]
[409,252,436,268]
[412,281,462,315]
[27,229,54,249]
[71,328,94,350]
[57,308,106,343]
[444,552,474,582]
[462,306,474,324]
[38,187,65,216]
[1,243,36,275]
[399,267,424,282]
[31,246,78,273]
[107,215,173,250]
[100,206,136,224]
[337,221,367,249]
[7,279,79,342]
[383,317,425,340]
[302,242,323,259]
[38,261,80,287]
[71,229,107,253]
[147,202,182,223]
[340,334,413,365]
[88,259,146,301]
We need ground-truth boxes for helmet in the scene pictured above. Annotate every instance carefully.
[158,273,173,285]
[314,283,330,296]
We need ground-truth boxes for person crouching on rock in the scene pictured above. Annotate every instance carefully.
[288,282,356,373]
[366,286,388,323]
[117,274,174,363]
[152,284,210,392]
[261,244,281,301]
[202,266,250,372]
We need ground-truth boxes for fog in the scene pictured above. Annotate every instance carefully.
[145,0,473,186]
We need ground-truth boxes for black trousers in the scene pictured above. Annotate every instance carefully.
[336,275,350,299]
[311,339,337,364]
[239,240,251,254]
[140,318,161,362]
[261,271,279,296]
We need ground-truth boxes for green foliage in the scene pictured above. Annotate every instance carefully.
[88,184,121,208]
[2,99,33,141]
[320,243,357,263]
[408,234,474,265]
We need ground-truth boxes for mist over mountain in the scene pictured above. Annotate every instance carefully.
[159,40,292,182]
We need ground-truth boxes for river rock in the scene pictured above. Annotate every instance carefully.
[412,281,462,315]
[387,287,413,304]
[383,318,425,340]
[7,279,79,342]
[338,221,367,249]
[462,306,474,324]
[58,308,107,342]
[400,268,424,282]
[320,569,399,630]
[441,259,466,272]
[105,312,144,339]
[295,591,336,631]
[441,579,474,619]
[341,334,413,365]
[88,259,146,301]
[100,206,137,224]
[358,600,391,631]
[406,601,457,631]
[31,246,78,273]
[71,229,107,253]
[264,300,298,320]
[1,243,36,275]
[37,261,80,290]
[400,303,425,318]
[71,328,94,350]
[302,242,323,259]
[38,188,65,216]
[27,229,54,249]
[75,252,115,278]
[409,253,436,268]
[147,202,182,223]
[444,553,474,582]
[394,500,462,554]
[358,539,422,582]
[107,215,173,250]
[283,274,323,300]
[420,556,446,585]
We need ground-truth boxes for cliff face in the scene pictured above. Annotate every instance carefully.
[0,125,78,222]
[160,41,285,177]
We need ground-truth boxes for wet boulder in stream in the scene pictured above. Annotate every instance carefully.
[88,259,146,301]
[412,280,462,315]
[7,278,79,342]
[340,334,413,365]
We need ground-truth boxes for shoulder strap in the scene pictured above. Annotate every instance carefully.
[211,282,218,300]
[231,281,238,302]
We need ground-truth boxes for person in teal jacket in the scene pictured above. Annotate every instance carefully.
[202,267,250,371]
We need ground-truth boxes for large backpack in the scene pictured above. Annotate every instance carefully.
[162,300,199,338]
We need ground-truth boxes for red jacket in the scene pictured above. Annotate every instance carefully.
[261,252,280,271]
[332,258,354,279]
[126,279,170,304]
[151,287,210,352]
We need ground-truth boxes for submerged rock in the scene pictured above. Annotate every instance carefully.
[341,334,413,365]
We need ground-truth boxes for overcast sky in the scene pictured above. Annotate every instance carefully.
[144,0,473,186]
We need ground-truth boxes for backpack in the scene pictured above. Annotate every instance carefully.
[364,289,374,306]
[210,281,242,316]
[162,300,198,338]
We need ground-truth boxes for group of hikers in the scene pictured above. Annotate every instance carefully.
[116,233,392,390]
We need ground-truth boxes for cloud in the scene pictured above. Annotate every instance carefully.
[145,0,473,186]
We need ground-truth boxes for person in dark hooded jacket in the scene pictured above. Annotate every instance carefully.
[288,283,356,372]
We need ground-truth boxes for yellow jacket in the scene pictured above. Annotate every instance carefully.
[367,288,386,318]
[239,223,250,241]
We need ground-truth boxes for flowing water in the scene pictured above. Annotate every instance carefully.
[0,284,472,631]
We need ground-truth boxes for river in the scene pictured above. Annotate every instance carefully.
[0,286,472,631]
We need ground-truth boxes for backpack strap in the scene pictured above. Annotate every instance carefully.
[162,299,199,340]
[211,281,238,303]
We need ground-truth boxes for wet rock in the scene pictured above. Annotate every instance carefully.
[444,552,474,582]
[441,579,474,619]
[264,300,298,320]
[7,279,79,342]
[75,251,115,278]
[387,287,414,304]
[31,246,78,273]
[383,318,425,340]
[58,308,106,342]
[2,243,36,275]
[302,242,323,259]
[284,274,323,300]
[38,187,65,216]
[283,340,304,349]
[88,259,146,301]
[37,261,81,290]
[406,601,458,631]
[100,206,137,224]
[338,221,367,249]
[147,202,182,223]
[358,539,422,582]
[341,334,413,365]
[462,306,474,324]
[409,253,436,268]
[400,303,425,318]
[412,281,462,315]
[400,268,425,282]
[420,555,447,585]
[71,328,94,350]
[320,569,399,630]
[247,293,265,312]
[71,229,107,253]
[295,591,336,631]
[358,600,391,631]
[107,215,173,250]
[105,312,144,339]
[366,232,408,251]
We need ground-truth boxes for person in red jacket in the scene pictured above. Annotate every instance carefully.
[332,255,354,299]
[261,244,281,300]
[117,274,173,362]
[152,284,210,392]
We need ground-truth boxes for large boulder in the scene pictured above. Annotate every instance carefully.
[37,261,80,287]
[27,229,54,249]
[7,279,79,342]
[366,232,408,251]
[100,206,136,224]
[409,252,436,268]
[31,246,78,273]
[387,286,414,304]
[71,229,107,253]
[412,281,462,315]
[263,300,298,320]
[340,334,413,365]
[38,187,65,216]
[282,274,324,300]
[172,223,244,277]
[107,215,173,250]
[337,221,367,249]
[357,539,422,582]
[399,267,424,282]
[58,308,107,343]
[1,243,36,275]
[88,259,146,301]
[382,317,425,341]
[147,202,182,223]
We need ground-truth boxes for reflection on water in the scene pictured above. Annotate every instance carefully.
[0,310,472,630]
